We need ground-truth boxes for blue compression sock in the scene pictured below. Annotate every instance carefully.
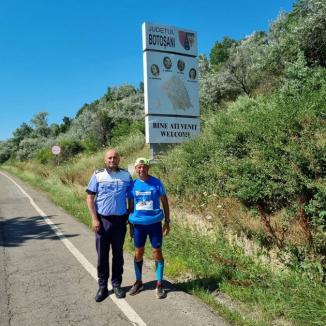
[155,260,164,283]
[134,259,143,281]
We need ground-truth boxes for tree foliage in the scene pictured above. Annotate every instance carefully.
[200,0,326,112]
[210,36,238,67]
[30,112,50,138]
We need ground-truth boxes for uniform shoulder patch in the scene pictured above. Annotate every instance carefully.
[95,168,105,174]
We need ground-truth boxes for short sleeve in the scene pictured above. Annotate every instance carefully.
[86,173,98,194]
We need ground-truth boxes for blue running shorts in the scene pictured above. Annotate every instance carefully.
[133,222,163,249]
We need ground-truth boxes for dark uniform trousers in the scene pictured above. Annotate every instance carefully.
[96,214,127,288]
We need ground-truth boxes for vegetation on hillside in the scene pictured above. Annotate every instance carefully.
[0,83,145,163]
[157,58,326,280]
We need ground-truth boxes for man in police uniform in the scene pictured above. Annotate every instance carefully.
[86,148,132,302]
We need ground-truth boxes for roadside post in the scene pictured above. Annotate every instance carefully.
[51,145,61,166]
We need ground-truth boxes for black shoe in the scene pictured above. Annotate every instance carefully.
[113,286,125,299]
[95,288,108,302]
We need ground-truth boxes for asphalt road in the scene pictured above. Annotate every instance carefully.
[0,171,229,326]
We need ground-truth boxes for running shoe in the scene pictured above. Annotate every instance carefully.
[129,281,143,296]
[156,284,167,299]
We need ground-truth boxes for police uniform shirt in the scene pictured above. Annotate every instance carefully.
[86,168,132,216]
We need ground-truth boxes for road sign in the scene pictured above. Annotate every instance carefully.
[51,145,61,155]
[142,22,200,148]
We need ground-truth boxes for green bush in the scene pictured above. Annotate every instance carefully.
[81,139,99,153]
[35,139,85,164]
[35,147,54,164]
[111,119,145,145]
[58,139,85,162]
[157,64,326,268]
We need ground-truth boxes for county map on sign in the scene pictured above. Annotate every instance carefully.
[162,75,192,110]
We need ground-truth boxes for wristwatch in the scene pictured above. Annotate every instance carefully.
[164,219,171,224]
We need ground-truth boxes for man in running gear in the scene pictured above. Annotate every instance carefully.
[128,158,170,299]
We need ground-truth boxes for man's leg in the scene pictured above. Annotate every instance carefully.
[134,247,145,281]
[129,224,146,295]
[110,217,127,292]
[153,249,164,283]
[95,216,111,302]
[133,224,147,281]
[150,222,166,299]
[96,217,111,288]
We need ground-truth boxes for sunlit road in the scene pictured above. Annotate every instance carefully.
[0,171,228,326]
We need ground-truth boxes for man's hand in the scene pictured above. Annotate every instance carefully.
[92,218,100,233]
[163,222,170,236]
[86,194,100,233]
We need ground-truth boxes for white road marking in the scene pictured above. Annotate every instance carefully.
[0,171,147,326]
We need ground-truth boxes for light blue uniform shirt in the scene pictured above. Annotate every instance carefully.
[86,168,132,216]
[128,176,166,225]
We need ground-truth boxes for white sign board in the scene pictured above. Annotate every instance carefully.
[144,51,199,116]
[146,116,200,143]
[142,22,199,145]
[51,145,61,155]
[142,22,197,57]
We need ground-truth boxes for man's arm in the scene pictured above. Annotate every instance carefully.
[128,198,134,238]
[161,195,170,236]
[86,194,100,232]
[128,197,134,213]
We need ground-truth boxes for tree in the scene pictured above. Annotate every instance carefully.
[138,82,144,93]
[49,123,61,137]
[15,137,46,161]
[75,101,99,118]
[223,31,269,96]
[30,112,50,137]
[198,54,210,78]
[60,116,72,133]
[96,109,115,146]
[104,84,137,102]
[294,0,326,66]
[12,122,33,146]
[269,0,326,70]
[210,37,238,67]
[68,107,114,147]
[0,140,15,163]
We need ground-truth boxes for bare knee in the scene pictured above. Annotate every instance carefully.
[152,248,163,261]
[135,247,144,261]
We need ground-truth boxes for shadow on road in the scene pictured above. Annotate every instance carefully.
[0,215,79,247]
[122,279,184,296]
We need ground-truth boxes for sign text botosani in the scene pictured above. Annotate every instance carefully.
[142,22,200,144]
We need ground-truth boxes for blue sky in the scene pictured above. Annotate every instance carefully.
[0,0,294,140]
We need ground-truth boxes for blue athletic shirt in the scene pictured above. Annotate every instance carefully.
[128,176,166,225]
[86,168,132,216]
